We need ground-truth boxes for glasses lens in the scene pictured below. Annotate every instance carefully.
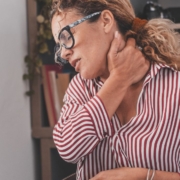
[54,43,60,54]
[59,29,73,49]
[54,43,68,66]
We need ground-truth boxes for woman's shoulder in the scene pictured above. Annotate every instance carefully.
[151,62,180,78]
[149,63,180,91]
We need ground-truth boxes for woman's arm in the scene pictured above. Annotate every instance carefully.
[54,71,129,163]
[98,32,149,119]
[53,82,113,163]
[53,32,149,163]
[90,167,180,180]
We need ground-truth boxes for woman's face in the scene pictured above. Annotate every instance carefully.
[51,9,116,80]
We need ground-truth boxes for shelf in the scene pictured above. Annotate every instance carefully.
[32,127,54,138]
[27,0,77,179]
[41,138,76,180]
[41,138,55,180]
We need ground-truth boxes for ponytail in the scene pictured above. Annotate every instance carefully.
[127,18,180,70]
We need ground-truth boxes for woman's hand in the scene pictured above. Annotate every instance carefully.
[107,31,149,86]
[90,167,147,180]
[90,167,180,180]
[97,31,150,119]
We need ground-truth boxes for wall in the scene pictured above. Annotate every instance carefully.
[130,0,180,16]
[0,0,35,180]
[158,0,180,8]
[130,0,158,16]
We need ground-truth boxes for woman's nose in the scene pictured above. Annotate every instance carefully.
[61,47,72,61]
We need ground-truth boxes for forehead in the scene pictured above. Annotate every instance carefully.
[51,10,83,42]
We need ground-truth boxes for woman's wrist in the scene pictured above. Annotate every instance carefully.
[140,168,180,180]
[153,170,180,180]
[98,74,129,119]
[108,72,131,89]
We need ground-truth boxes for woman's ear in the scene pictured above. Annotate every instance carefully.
[99,10,115,33]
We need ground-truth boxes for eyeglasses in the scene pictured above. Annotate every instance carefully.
[54,11,101,66]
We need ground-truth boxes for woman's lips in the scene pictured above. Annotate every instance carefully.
[74,59,80,71]
[71,59,81,69]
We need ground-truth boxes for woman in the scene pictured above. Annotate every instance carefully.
[50,0,180,179]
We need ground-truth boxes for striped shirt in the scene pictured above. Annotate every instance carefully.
[53,63,180,179]
[113,63,180,172]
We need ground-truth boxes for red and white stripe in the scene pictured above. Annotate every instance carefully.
[53,63,180,179]
[113,63,180,172]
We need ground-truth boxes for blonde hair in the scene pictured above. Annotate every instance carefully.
[51,0,180,70]
[129,18,180,70]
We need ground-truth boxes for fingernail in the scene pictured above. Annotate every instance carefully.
[115,31,119,38]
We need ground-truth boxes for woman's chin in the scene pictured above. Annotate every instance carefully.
[80,71,97,80]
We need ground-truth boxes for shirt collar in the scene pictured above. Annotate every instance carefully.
[143,62,177,86]
[88,63,177,88]
[94,77,104,88]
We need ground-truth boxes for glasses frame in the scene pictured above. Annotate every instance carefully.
[54,11,101,65]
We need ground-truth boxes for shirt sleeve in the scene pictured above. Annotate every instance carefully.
[53,75,114,163]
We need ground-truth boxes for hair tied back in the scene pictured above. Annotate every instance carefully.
[132,17,148,33]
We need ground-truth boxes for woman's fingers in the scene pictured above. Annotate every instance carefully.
[108,31,125,58]
[107,31,126,72]
[125,37,136,48]
[107,31,149,85]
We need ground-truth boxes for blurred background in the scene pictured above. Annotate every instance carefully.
[0,0,180,180]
